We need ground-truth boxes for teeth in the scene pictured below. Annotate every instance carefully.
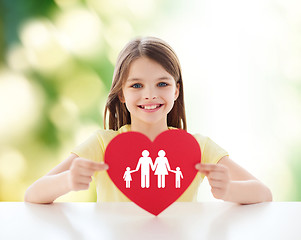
[143,105,160,110]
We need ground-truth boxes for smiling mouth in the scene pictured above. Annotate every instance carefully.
[138,104,163,110]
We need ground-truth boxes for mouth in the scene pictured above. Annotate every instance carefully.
[138,104,163,110]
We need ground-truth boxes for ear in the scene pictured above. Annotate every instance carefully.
[174,83,180,101]
[118,92,125,103]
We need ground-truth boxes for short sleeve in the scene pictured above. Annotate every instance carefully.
[71,132,104,163]
[193,134,229,165]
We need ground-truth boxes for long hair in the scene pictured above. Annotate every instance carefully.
[104,36,187,130]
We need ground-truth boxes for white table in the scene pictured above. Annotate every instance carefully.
[0,202,300,240]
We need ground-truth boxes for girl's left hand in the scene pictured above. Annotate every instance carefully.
[195,163,231,200]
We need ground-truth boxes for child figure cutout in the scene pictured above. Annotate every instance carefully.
[170,167,184,188]
[123,167,136,188]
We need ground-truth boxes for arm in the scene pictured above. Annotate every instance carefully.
[195,156,272,204]
[24,153,108,204]
[150,158,155,171]
[152,159,158,171]
[135,159,141,171]
[165,158,171,172]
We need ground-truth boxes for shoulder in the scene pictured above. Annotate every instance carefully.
[167,126,209,143]
[190,132,228,164]
[191,133,209,144]
[191,132,225,152]
[189,132,211,151]
[167,127,211,150]
[190,131,224,151]
[94,124,131,144]
[168,127,209,144]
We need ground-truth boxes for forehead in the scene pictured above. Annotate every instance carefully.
[127,57,173,79]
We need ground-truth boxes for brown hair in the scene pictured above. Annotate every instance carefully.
[104,36,187,130]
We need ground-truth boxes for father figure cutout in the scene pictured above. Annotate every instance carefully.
[135,150,154,188]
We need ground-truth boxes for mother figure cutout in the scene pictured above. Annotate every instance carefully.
[153,150,171,188]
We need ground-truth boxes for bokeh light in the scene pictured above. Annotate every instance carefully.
[55,7,104,59]
[20,19,69,73]
[0,70,42,143]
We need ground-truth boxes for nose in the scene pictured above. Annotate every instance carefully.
[143,86,157,100]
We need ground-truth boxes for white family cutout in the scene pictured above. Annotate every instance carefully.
[123,150,183,189]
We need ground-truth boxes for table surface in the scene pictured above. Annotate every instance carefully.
[1,202,301,240]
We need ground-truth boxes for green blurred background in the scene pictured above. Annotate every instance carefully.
[0,0,300,202]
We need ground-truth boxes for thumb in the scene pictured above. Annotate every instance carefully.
[195,163,209,175]
[95,162,109,171]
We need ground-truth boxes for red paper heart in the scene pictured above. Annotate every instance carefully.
[104,129,201,216]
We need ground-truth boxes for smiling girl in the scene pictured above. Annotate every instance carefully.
[25,37,272,204]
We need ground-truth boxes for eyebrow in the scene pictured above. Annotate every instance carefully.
[127,76,173,82]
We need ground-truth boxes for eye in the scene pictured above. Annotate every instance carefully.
[131,83,142,88]
[158,82,168,87]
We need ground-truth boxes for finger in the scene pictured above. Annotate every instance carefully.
[71,180,90,191]
[76,158,99,169]
[77,176,93,184]
[211,188,224,199]
[195,163,214,172]
[198,169,210,176]
[195,163,207,173]
[77,158,108,170]
[78,168,96,177]
[195,163,201,169]
[208,179,224,188]
[95,163,109,171]
[207,171,226,181]
[86,162,108,171]
[76,183,90,191]
[195,163,215,176]
[200,163,224,172]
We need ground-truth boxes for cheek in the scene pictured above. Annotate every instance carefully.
[123,91,139,111]
[165,89,178,102]
[122,89,131,102]
[124,91,137,103]
[164,93,177,111]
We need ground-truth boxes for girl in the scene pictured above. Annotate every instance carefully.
[24,37,272,204]
[123,167,136,188]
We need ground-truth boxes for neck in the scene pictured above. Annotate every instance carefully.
[130,121,168,141]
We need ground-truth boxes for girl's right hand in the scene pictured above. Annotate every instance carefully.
[68,157,109,191]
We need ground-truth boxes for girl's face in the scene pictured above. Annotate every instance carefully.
[121,57,179,128]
